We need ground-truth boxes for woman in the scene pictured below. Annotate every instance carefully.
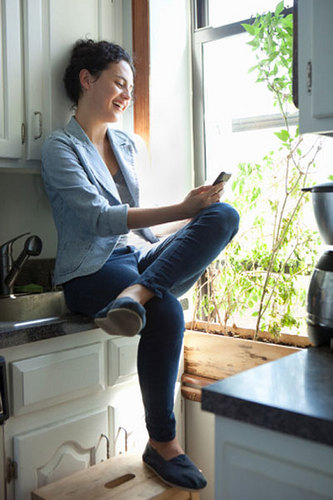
[41,39,239,491]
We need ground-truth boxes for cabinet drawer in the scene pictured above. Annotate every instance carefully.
[108,336,140,386]
[11,343,104,415]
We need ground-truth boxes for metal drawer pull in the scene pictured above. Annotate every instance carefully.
[100,433,110,459]
[33,111,43,140]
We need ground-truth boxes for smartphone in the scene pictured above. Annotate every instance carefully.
[212,171,232,185]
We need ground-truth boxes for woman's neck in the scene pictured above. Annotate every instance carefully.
[75,108,108,146]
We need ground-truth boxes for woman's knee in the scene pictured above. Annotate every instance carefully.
[144,293,185,341]
[221,202,240,235]
[204,202,240,237]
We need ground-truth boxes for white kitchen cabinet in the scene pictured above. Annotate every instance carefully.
[298,0,333,135]
[0,329,137,500]
[0,0,123,163]
[0,328,184,500]
[0,0,24,159]
[214,416,333,500]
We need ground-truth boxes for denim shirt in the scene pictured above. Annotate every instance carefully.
[41,117,158,285]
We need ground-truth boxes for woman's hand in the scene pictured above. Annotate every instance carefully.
[127,182,224,230]
[180,182,224,218]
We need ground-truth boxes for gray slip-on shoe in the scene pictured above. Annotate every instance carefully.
[94,297,146,336]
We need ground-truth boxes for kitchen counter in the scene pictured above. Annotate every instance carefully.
[202,347,333,448]
[0,314,95,348]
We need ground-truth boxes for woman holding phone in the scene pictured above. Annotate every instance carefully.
[41,39,239,491]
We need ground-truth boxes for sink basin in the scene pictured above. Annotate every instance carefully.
[0,291,69,323]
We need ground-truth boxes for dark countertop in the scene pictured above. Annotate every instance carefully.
[0,314,96,348]
[202,347,333,447]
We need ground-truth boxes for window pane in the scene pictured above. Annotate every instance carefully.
[203,33,288,179]
[203,32,331,186]
[209,0,293,27]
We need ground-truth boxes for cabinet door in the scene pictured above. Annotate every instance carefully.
[23,0,123,160]
[108,336,140,386]
[108,382,184,456]
[108,386,148,456]
[12,409,107,500]
[0,0,24,158]
[22,0,47,160]
[215,416,333,500]
[298,0,333,134]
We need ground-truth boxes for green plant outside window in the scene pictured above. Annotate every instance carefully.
[194,1,333,339]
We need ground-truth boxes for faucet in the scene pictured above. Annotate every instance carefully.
[0,233,42,296]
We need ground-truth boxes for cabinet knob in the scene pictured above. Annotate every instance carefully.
[33,111,43,140]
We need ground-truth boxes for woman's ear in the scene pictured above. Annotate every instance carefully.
[79,69,92,91]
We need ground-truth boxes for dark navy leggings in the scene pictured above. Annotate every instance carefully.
[63,202,239,441]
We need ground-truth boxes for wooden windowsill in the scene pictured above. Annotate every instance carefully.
[186,320,312,348]
[182,326,303,402]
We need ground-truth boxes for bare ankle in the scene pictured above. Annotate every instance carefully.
[117,284,154,306]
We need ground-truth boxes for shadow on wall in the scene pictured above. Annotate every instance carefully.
[0,172,57,260]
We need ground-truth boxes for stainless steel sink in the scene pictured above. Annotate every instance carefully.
[0,291,69,323]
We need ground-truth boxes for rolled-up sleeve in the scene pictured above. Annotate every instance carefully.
[41,136,129,237]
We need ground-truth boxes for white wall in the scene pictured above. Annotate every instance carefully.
[149,0,193,205]
[0,172,57,258]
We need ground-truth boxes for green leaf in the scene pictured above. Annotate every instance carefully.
[248,64,259,73]
[281,14,293,28]
[274,129,290,142]
[242,23,256,36]
[247,39,260,49]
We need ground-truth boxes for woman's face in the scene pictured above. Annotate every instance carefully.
[83,60,134,123]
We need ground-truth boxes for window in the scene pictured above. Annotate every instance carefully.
[192,0,330,185]
[191,0,332,336]
[192,0,294,185]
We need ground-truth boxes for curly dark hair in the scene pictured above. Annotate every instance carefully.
[63,39,135,105]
